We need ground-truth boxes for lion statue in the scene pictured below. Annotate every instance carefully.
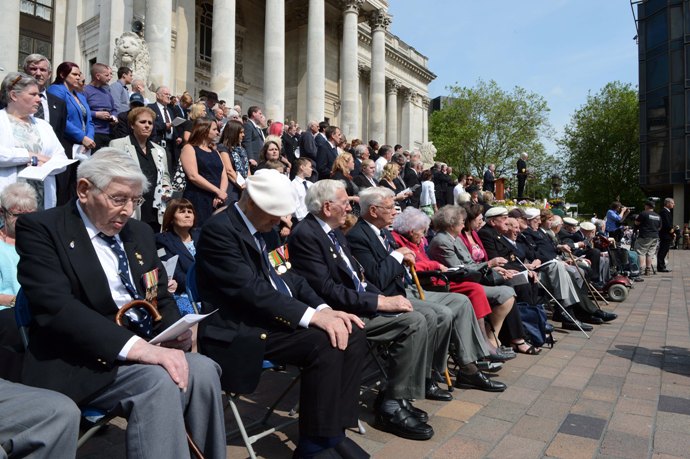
[419,141,437,170]
[113,32,150,85]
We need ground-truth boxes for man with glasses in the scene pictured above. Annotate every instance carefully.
[148,86,177,173]
[15,149,227,458]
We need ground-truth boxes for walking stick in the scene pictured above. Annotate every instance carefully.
[566,252,608,306]
[117,300,206,459]
[407,263,454,391]
[514,258,590,339]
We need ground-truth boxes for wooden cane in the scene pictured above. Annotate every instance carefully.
[407,263,454,391]
[567,252,608,306]
[116,300,206,459]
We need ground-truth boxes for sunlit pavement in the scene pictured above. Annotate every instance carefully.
[77,249,690,459]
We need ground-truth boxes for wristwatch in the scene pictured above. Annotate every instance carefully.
[30,156,38,166]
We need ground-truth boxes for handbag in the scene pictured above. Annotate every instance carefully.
[517,302,554,348]
[172,159,186,196]
[479,266,505,286]
[444,266,482,283]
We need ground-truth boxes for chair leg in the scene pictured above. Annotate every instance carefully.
[228,395,258,459]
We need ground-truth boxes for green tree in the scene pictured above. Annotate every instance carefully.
[428,79,554,198]
[559,81,643,216]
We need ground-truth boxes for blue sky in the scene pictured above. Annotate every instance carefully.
[388,0,639,152]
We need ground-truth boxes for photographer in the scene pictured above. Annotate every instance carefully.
[605,201,630,243]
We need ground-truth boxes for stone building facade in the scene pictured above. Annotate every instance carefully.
[1,0,435,149]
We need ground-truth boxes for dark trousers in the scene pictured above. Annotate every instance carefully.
[658,237,672,269]
[93,133,112,153]
[265,326,366,437]
[517,175,527,198]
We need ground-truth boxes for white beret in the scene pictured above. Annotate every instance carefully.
[580,221,596,231]
[563,217,579,226]
[524,208,541,220]
[485,206,509,218]
[246,169,298,216]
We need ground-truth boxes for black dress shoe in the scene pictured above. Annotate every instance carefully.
[455,371,507,392]
[425,380,453,401]
[562,319,593,331]
[487,350,516,362]
[658,268,672,273]
[576,314,604,325]
[593,309,617,322]
[334,437,371,459]
[375,407,434,440]
[400,399,429,423]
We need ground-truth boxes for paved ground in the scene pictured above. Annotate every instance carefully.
[78,249,690,459]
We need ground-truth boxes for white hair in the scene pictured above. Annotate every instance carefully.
[359,187,394,215]
[77,148,149,192]
[392,207,430,235]
[305,179,346,215]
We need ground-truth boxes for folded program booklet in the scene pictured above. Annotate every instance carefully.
[149,309,217,344]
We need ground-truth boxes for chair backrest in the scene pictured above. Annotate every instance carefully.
[185,262,201,314]
[13,288,30,350]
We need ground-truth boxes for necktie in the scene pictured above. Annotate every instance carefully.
[97,233,153,337]
[303,180,309,192]
[163,106,172,137]
[35,94,45,120]
[98,233,140,299]
[328,230,365,293]
[380,229,413,286]
[255,232,291,297]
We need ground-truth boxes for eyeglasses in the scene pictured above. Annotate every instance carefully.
[373,204,395,212]
[93,185,145,208]
[1,206,34,218]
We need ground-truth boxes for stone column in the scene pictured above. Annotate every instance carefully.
[264,0,285,123]
[340,0,363,139]
[211,0,235,101]
[401,88,417,149]
[368,10,390,144]
[98,1,126,66]
[358,64,370,142]
[306,0,325,123]
[146,0,173,88]
[386,79,400,145]
[420,96,430,143]
[0,1,20,81]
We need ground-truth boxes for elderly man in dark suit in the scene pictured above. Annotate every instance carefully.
[15,149,226,458]
[297,120,319,182]
[196,169,368,458]
[288,180,435,441]
[241,105,265,165]
[657,197,675,272]
[347,187,504,392]
[147,86,177,173]
[316,125,341,180]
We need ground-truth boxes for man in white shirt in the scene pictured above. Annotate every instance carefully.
[374,145,394,181]
[291,158,313,222]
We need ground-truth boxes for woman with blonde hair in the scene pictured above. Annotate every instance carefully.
[330,152,360,214]
[378,163,411,207]
[180,102,208,144]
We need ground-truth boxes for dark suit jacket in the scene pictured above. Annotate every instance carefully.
[111,109,132,140]
[353,174,377,189]
[15,202,179,404]
[483,169,495,192]
[147,102,176,145]
[195,205,325,393]
[660,207,673,240]
[281,132,298,163]
[522,227,559,261]
[402,164,421,207]
[288,214,380,316]
[155,229,200,293]
[346,219,406,297]
[316,139,338,180]
[477,225,525,271]
[297,131,317,161]
[241,121,264,162]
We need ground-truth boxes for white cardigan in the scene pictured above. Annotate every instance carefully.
[109,136,171,224]
[0,109,67,209]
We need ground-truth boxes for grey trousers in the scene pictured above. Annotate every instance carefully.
[87,353,226,459]
[407,287,490,367]
[0,379,80,459]
[363,311,428,400]
[539,261,581,307]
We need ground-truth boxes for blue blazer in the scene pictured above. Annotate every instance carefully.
[46,83,95,145]
[155,228,200,293]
